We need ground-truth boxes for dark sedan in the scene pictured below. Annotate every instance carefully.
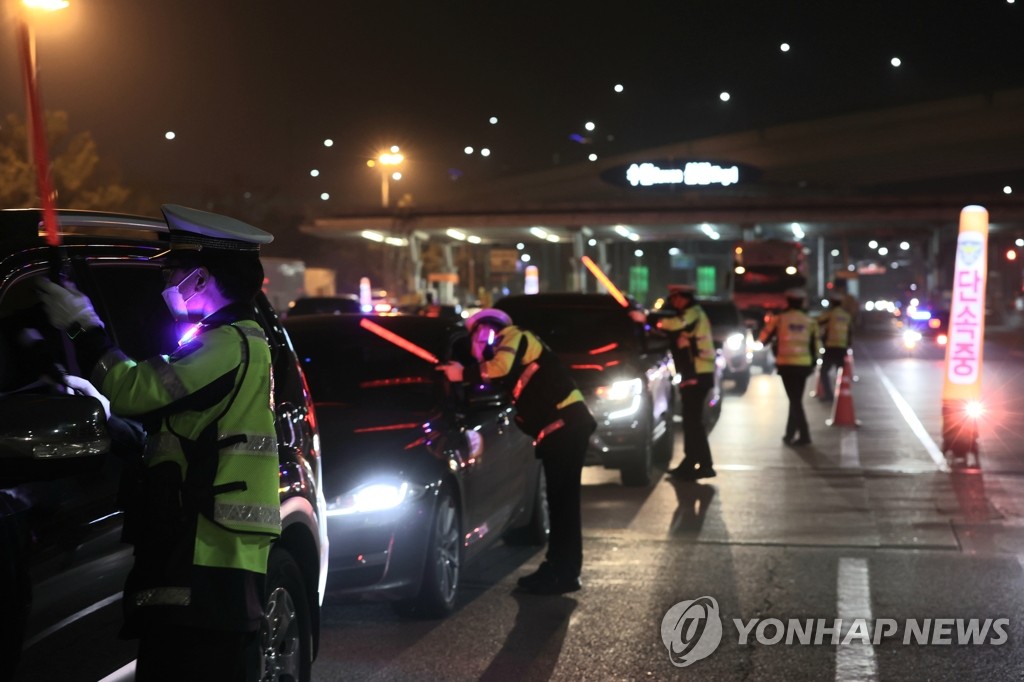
[283,314,546,618]
[495,293,695,487]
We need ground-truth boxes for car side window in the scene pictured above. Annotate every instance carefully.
[82,262,178,359]
[0,270,70,392]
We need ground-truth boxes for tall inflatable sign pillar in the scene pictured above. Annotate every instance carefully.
[524,265,539,295]
[941,206,988,469]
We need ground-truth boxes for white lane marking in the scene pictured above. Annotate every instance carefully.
[872,361,949,472]
[22,592,122,649]
[839,429,860,468]
[836,557,878,682]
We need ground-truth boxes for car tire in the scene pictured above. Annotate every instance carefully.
[392,491,461,619]
[262,547,313,682]
[620,410,654,487]
[733,369,751,395]
[504,467,550,546]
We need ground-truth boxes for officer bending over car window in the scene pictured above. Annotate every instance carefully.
[37,205,278,682]
[658,286,717,480]
[438,309,597,595]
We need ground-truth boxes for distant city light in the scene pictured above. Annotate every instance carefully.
[310,169,319,177]
[701,223,721,240]
[669,247,681,256]
[890,57,902,67]
[614,83,624,93]
[588,238,597,246]
[516,242,525,250]
[720,92,731,102]
[634,249,644,258]
[389,145,400,153]
[868,240,879,249]
[521,254,531,262]
[585,121,596,131]
[791,222,805,239]
[391,172,402,180]
[323,139,333,147]
[588,153,598,161]
[878,247,889,256]
[464,146,474,154]
[164,131,175,140]
[899,241,910,250]
[780,43,790,52]
[489,116,498,124]
[481,148,491,157]
[467,236,482,244]
[320,192,330,200]
[830,249,840,257]
[1017,238,1024,247]
[1004,185,1013,194]
[1006,249,1018,261]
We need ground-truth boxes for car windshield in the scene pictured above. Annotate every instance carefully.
[286,319,449,411]
[498,308,640,354]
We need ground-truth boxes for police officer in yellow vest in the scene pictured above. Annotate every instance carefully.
[438,309,596,594]
[816,294,853,401]
[37,205,278,681]
[658,286,717,480]
[758,288,820,446]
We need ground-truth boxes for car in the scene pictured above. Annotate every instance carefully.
[0,208,327,682]
[697,298,754,394]
[282,313,546,617]
[286,294,363,317]
[898,306,949,357]
[739,306,776,373]
[494,293,689,486]
[395,303,464,321]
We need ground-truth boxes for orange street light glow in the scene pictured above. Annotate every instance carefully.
[581,256,629,307]
[359,318,439,364]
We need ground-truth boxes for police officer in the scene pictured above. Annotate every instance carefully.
[658,286,717,480]
[37,205,278,681]
[816,294,853,401]
[439,309,596,595]
[759,288,820,446]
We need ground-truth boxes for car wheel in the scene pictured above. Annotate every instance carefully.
[620,410,654,486]
[733,369,751,395]
[393,491,461,619]
[261,547,313,682]
[504,467,550,546]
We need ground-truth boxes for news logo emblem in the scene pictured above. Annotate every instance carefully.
[661,596,723,667]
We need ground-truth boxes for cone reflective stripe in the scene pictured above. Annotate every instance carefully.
[826,355,859,427]
[811,366,829,400]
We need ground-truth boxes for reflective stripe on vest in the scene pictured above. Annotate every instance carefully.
[513,361,540,400]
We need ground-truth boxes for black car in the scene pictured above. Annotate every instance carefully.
[283,314,546,618]
[1,209,327,682]
[495,293,692,486]
[286,295,363,317]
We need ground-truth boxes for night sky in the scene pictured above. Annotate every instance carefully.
[2,1,1024,216]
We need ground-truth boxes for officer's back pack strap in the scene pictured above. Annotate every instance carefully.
[503,333,530,387]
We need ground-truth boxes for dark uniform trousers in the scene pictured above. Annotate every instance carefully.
[534,401,595,579]
[679,373,715,471]
[135,624,259,682]
[778,365,813,440]
[819,348,847,400]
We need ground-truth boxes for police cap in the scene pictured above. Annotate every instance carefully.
[156,205,273,258]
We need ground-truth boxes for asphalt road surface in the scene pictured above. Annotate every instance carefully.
[311,319,1024,682]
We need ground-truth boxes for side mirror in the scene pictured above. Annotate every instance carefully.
[0,393,110,483]
[464,383,511,411]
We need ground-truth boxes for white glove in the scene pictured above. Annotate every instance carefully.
[63,374,111,419]
[36,278,104,333]
[436,361,464,383]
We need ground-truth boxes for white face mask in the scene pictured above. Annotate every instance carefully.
[161,268,203,323]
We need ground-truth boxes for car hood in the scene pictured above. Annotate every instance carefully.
[314,404,449,496]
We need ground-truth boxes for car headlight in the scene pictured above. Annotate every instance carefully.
[326,480,421,516]
[595,378,643,401]
[724,333,746,352]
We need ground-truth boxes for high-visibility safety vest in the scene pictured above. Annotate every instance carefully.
[817,307,852,349]
[92,311,280,575]
[479,325,585,438]
[759,309,819,367]
[658,304,716,376]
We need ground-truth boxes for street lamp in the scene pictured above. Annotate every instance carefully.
[367,145,404,208]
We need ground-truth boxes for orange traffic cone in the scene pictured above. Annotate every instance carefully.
[826,355,860,427]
